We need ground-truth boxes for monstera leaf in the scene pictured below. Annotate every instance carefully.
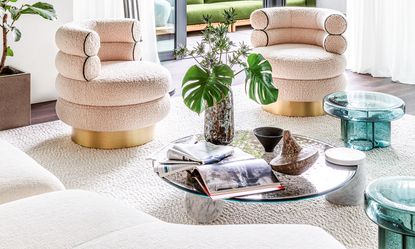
[182,64,234,114]
[245,53,278,105]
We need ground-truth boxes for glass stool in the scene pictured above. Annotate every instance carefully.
[365,176,415,249]
[324,91,405,151]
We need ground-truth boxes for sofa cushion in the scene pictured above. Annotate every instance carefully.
[0,190,159,249]
[76,222,346,249]
[187,1,262,25]
[56,61,171,106]
[0,140,65,204]
[0,190,345,249]
[254,43,346,80]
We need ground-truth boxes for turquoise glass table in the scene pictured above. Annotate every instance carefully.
[365,176,415,249]
[324,91,405,151]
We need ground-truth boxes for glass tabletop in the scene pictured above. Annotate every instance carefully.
[365,176,415,236]
[324,91,405,122]
[152,130,357,203]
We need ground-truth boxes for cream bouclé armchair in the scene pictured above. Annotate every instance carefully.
[250,7,348,117]
[55,19,171,149]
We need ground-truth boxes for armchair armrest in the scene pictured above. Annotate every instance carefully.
[55,23,100,57]
[251,28,347,54]
[250,7,347,35]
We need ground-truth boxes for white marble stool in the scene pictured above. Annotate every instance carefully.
[325,148,367,206]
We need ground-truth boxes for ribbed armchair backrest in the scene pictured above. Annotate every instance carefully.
[250,7,348,55]
[55,19,142,82]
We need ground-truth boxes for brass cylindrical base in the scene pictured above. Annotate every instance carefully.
[71,126,155,149]
[263,100,325,117]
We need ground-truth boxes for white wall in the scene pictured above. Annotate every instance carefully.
[6,0,73,103]
[317,0,347,13]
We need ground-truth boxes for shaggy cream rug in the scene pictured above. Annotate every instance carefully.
[1,86,414,249]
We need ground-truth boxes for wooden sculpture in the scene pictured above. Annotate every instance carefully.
[270,130,319,175]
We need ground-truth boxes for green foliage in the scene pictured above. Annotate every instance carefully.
[175,8,278,114]
[6,46,13,56]
[0,0,57,73]
[182,64,233,114]
[245,54,278,105]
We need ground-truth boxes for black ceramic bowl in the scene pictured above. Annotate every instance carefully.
[253,127,284,152]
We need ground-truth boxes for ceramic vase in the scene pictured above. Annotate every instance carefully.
[204,91,234,145]
[154,0,171,27]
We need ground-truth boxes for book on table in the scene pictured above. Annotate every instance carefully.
[190,158,284,200]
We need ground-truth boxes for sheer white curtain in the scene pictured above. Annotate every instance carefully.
[73,0,159,63]
[347,0,415,84]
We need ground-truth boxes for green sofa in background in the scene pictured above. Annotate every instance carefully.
[286,0,316,7]
[186,0,316,32]
[187,0,262,32]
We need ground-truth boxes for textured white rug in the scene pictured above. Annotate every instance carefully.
[1,86,415,249]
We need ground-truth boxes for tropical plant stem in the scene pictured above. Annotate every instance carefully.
[191,54,202,67]
[0,14,8,74]
[234,69,244,76]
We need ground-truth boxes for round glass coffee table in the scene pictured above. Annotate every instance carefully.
[150,130,357,223]
[324,91,405,151]
[365,176,415,249]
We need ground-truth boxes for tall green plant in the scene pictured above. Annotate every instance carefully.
[0,0,56,74]
[175,8,278,114]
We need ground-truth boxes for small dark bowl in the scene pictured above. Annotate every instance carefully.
[253,127,284,153]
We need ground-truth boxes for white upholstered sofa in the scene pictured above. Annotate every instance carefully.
[0,139,346,249]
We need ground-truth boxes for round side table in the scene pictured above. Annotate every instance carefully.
[324,91,405,151]
[365,176,415,249]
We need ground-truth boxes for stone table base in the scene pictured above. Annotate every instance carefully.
[184,193,224,224]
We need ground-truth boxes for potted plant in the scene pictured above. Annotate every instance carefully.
[0,1,56,130]
[175,8,278,145]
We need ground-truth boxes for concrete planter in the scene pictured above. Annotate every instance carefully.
[0,67,31,130]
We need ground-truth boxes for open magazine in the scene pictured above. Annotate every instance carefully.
[149,140,285,199]
[191,158,284,200]
[155,146,253,177]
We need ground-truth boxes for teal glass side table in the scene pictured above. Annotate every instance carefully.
[365,177,415,249]
[324,91,405,151]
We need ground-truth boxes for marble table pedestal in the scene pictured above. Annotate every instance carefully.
[184,193,224,224]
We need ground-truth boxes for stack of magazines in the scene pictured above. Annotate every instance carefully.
[149,141,284,200]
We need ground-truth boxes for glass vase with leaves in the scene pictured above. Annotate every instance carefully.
[175,8,278,145]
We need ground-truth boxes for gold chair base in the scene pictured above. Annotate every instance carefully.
[72,126,155,149]
[263,100,325,117]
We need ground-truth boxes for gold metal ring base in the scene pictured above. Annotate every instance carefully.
[71,126,155,149]
[263,100,325,117]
